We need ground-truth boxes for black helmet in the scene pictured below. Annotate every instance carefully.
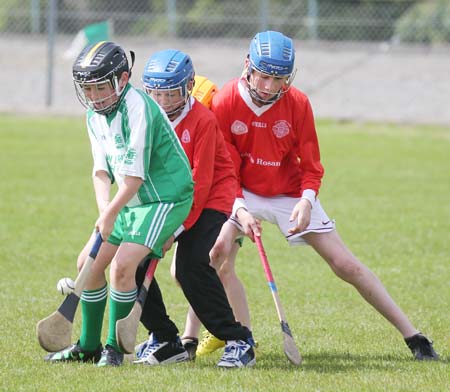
[72,41,132,115]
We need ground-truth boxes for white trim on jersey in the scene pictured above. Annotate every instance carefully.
[237,78,275,116]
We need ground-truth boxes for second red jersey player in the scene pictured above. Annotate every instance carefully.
[134,49,257,369]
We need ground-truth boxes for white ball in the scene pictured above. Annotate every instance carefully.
[56,277,75,295]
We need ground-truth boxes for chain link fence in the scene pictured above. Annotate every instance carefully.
[2,0,450,43]
[1,0,449,124]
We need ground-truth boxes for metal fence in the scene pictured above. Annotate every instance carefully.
[2,0,449,43]
[1,0,449,124]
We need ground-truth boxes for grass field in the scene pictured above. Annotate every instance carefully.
[0,114,448,391]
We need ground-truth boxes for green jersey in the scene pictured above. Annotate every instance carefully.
[86,83,193,206]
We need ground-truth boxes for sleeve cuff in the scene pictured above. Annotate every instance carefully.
[301,189,316,209]
[231,197,248,217]
[173,225,185,239]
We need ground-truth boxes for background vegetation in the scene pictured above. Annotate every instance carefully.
[1,0,449,43]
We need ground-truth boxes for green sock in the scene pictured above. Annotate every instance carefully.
[106,287,137,351]
[80,285,107,351]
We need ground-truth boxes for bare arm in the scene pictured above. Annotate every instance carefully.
[93,170,112,214]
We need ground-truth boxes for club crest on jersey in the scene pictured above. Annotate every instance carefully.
[114,134,125,149]
[181,129,191,143]
[124,148,137,165]
[272,120,291,138]
[231,120,248,135]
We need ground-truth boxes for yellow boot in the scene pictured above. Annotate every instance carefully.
[196,331,225,356]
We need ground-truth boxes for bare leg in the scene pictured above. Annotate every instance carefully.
[182,306,202,338]
[110,242,150,291]
[182,221,253,336]
[209,220,239,266]
[209,221,252,330]
[182,243,251,336]
[217,242,252,330]
[304,230,418,338]
[77,232,118,290]
[169,243,179,286]
[180,220,252,337]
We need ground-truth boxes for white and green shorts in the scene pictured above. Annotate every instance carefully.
[108,198,192,258]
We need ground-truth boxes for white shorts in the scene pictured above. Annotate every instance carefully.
[239,189,335,246]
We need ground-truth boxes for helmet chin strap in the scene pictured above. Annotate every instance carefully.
[249,87,280,105]
[166,104,186,120]
[162,89,193,120]
[129,50,135,77]
[114,75,122,96]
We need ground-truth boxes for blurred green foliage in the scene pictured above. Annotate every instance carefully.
[393,0,450,44]
[1,0,449,43]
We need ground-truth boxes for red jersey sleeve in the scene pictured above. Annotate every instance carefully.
[180,113,216,231]
[211,80,244,198]
[296,97,323,195]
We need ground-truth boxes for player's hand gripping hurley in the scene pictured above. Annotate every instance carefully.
[36,232,103,352]
[116,258,159,354]
[255,235,302,365]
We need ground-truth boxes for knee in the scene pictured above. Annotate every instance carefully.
[76,257,83,273]
[77,251,103,279]
[111,259,132,286]
[329,256,364,283]
[76,251,87,273]
[209,238,229,268]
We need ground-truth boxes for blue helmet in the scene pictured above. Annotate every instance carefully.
[249,31,295,77]
[247,31,296,105]
[142,49,194,96]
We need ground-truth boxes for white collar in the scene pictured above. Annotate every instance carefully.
[172,96,195,128]
[237,78,275,117]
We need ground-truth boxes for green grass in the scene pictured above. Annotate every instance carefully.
[0,114,448,391]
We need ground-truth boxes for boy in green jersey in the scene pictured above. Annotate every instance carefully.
[44,41,193,366]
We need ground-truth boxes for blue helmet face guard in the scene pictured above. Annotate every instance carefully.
[247,31,297,105]
[142,49,195,118]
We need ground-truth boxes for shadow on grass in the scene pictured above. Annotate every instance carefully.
[37,350,448,373]
[252,350,443,372]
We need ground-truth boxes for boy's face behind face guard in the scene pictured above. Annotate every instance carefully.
[146,86,187,119]
[72,41,131,116]
[248,69,290,105]
[74,79,120,114]
[246,65,296,106]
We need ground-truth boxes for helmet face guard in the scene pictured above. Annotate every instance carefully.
[247,31,296,105]
[73,73,123,116]
[143,75,192,118]
[72,41,133,115]
[142,49,195,118]
[247,67,297,105]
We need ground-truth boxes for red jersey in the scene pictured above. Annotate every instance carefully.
[211,78,324,198]
[173,97,237,230]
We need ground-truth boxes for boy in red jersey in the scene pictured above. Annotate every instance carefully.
[209,31,439,361]
[133,49,256,368]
